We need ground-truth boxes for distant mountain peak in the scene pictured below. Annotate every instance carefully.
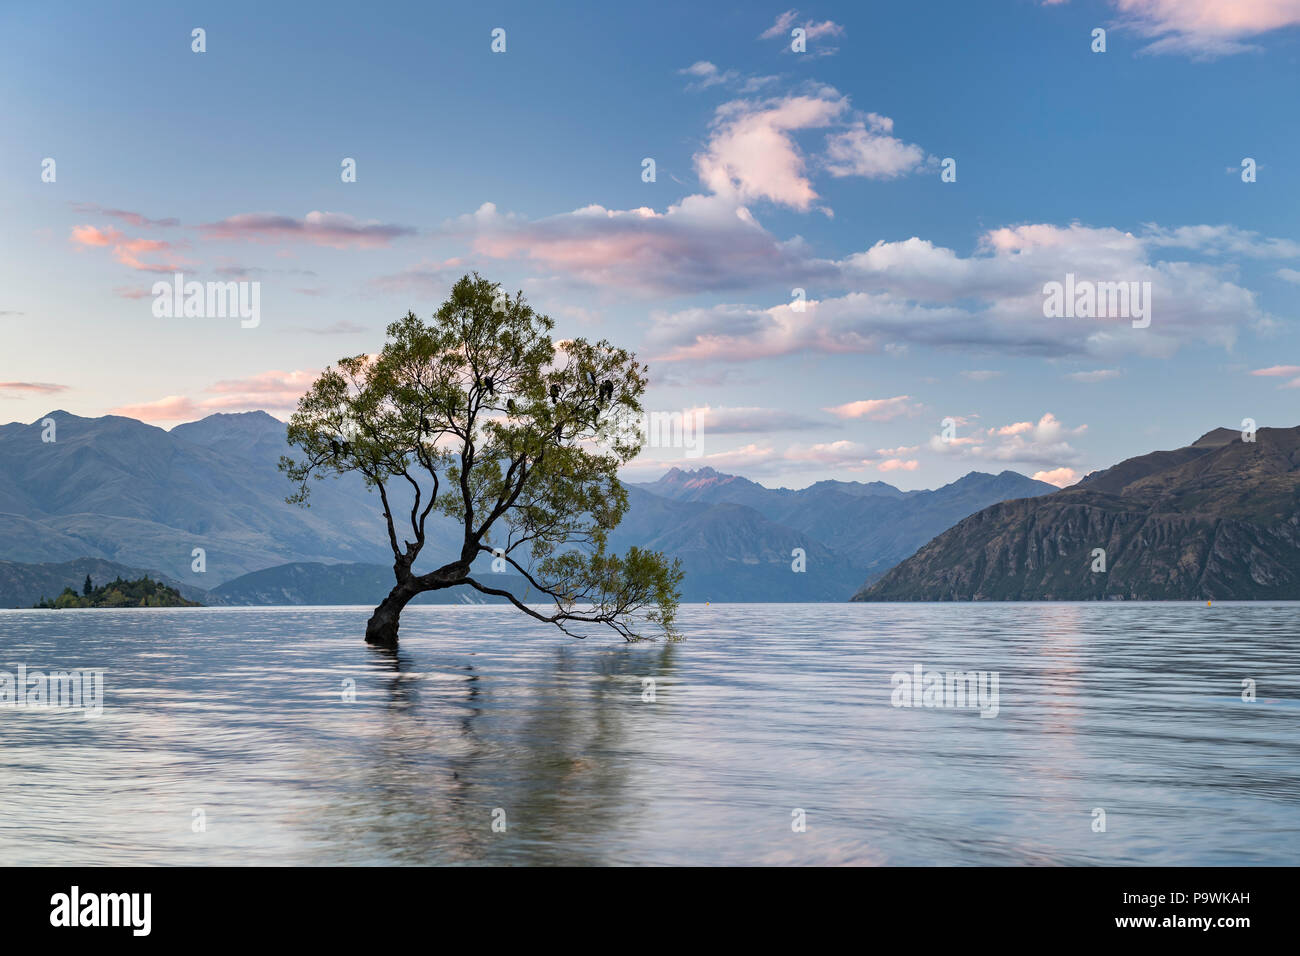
[1191,427,1241,448]
[205,409,283,423]
[655,465,747,490]
[662,465,727,480]
[171,409,287,443]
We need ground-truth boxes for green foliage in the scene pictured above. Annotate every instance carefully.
[35,576,200,609]
[280,273,683,641]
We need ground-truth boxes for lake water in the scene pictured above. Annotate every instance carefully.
[0,603,1296,865]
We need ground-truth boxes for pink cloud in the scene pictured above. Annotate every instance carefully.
[200,211,416,249]
[70,203,179,228]
[877,458,919,472]
[695,93,848,211]
[1032,467,1079,488]
[823,395,919,421]
[0,381,69,396]
[1112,0,1300,57]
[70,224,190,272]
[111,369,318,422]
[448,197,833,295]
[70,225,119,247]
[1251,364,1300,387]
[994,421,1035,436]
[206,369,318,400]
[109,395,204,421]
[784,440,875,468]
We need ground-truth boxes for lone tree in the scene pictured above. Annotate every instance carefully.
[281,274,682,647]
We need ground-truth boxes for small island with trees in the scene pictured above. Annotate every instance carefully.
[34,574,202,609]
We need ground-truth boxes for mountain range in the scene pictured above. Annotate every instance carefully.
[0,409,1058,606]
[856,426,1300,601]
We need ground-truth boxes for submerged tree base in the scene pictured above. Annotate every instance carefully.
[364,584,416,647]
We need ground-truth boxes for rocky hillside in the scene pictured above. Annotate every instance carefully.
[855,427,1300,601]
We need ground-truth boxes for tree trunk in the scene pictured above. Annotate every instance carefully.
[365,581,419,647]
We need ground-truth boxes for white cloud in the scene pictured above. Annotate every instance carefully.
[824,114,928,180]
[1066,369,1121,382]
[759,10,846,42]
[1141,223,1300,258]
[929,412,1088,468]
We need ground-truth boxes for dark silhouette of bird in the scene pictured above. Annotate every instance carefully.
[549,384,559,403]
[506,398,516,414]
[484,376,495,395]
[420,416,431,434]
[599,380,614,404]
[329,439,340,457]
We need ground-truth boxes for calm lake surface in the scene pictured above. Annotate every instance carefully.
[0,603,1296,865]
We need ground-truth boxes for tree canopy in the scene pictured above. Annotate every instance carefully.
[281,273,682,646]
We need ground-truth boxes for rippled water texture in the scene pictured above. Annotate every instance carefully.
[0,603,1296,865]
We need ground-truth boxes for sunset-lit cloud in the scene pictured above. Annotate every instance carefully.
[110,369,318,422]
[877,458,919,472]
[1251,364,1300,387]
[71,224,191,272]
[0,381,70,397]
[447,196,833,296]
[200,211,416,249]
[1110,0,1300,57]
[928,412,1088,469]
[69,203,179,229]
[1032,466,1079,488]
[823,396,920,421]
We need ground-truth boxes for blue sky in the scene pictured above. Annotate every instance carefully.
[2,0,1299,489]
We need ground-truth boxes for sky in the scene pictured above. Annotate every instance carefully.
[2,0,1298,490]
